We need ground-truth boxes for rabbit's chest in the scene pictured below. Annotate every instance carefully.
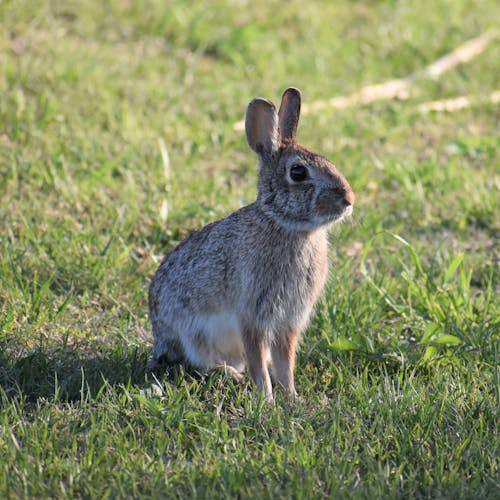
[245,234,329,332]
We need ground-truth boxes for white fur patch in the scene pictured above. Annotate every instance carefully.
[182,312,245,372]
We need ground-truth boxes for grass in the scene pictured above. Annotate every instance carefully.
[0,0,499,497]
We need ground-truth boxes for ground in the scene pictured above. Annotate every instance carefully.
[0,0,499,497]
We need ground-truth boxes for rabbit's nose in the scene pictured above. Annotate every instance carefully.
[343,189,355,207]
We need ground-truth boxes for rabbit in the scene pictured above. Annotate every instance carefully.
[148,87,354,402]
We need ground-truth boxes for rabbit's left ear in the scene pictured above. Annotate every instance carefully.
[246,98,279,155]
[278,87,301,144]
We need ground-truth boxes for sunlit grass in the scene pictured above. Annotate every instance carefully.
[0,0,498,497]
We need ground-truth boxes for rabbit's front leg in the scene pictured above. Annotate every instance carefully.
[243,331,273,402]
[270,330,298,399]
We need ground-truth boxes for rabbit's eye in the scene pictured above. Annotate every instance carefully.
[290,165,308,182]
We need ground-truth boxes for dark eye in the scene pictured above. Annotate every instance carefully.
[290,164,308,182]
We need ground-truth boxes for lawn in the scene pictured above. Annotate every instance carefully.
[0,0,499,497]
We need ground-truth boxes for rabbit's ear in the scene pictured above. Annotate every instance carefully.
[278,87,301,144]
[245,98,279,154]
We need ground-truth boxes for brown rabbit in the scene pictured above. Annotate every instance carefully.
[149,88,354,402]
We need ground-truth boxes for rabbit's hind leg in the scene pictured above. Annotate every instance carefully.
[147,321,184,372]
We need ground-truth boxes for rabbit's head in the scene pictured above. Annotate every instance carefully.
[246,88,354,231]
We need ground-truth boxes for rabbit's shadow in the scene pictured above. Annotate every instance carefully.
[0,345,152,403]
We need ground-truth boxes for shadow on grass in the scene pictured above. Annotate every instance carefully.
[0,345,152,403]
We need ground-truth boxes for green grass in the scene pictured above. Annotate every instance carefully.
[1,0,499,497]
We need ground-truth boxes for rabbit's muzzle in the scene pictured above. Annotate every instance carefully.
[315,186,355,219]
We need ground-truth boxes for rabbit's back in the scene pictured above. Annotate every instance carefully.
[150,208,244,317]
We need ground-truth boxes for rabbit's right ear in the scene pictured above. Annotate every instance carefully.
[278,87,301,144]
[245,98,279,155]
